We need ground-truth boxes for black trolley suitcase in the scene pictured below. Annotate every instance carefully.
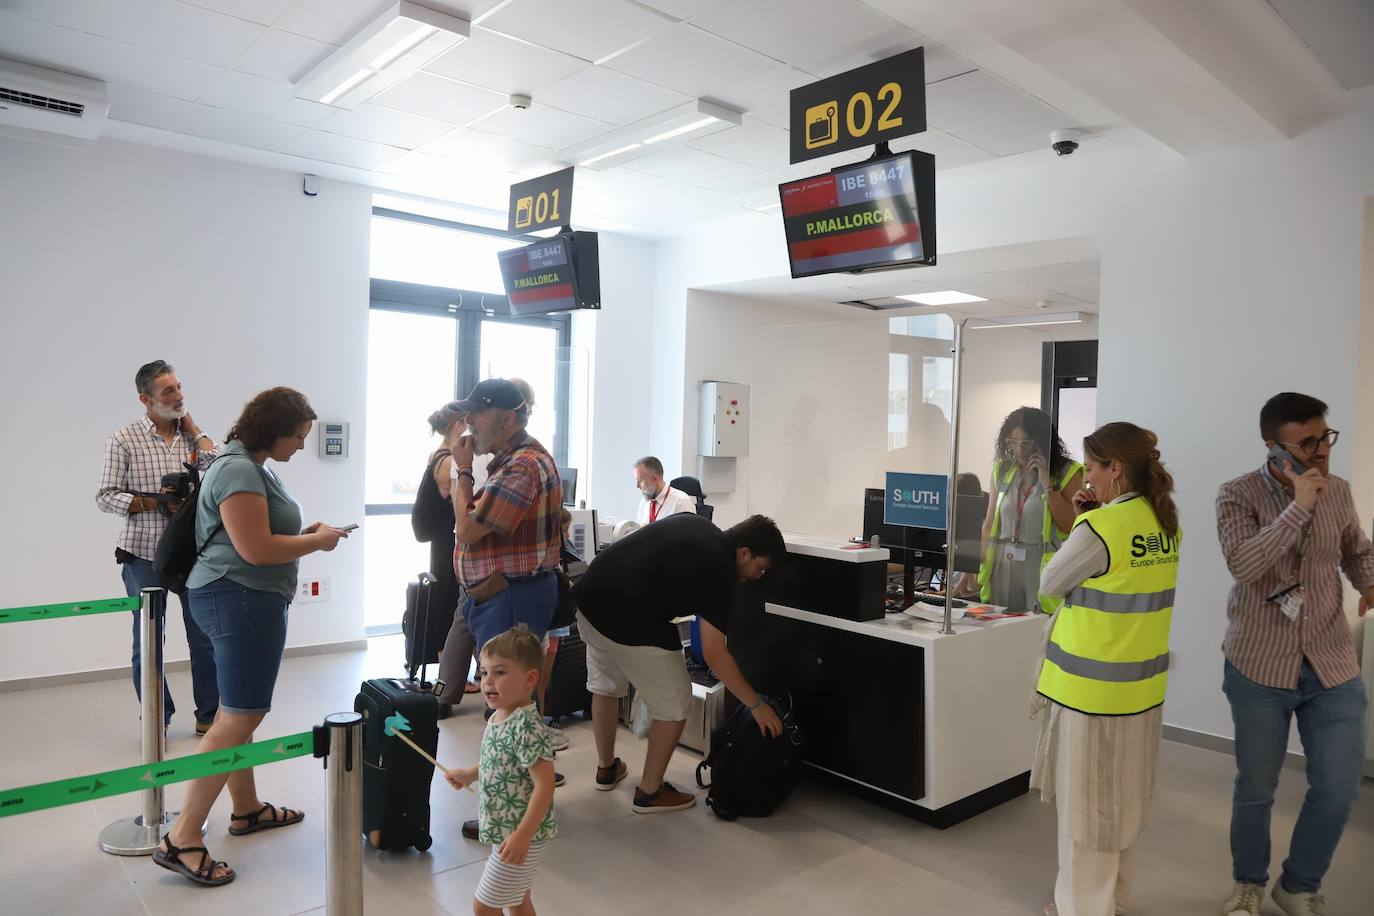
[401,571,452,680]
[356,677,438,851]
[542,623,593,721]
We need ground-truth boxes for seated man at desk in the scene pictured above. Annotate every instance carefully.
[572,513,786,813]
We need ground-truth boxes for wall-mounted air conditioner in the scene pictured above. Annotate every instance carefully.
[0,58,109,150]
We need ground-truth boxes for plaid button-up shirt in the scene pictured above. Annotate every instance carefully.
[456,433,562,588]
[96,416,218,560]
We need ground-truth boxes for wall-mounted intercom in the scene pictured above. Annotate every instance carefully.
[319,421,349,459]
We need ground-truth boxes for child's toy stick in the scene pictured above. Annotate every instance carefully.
[383,712,474,792]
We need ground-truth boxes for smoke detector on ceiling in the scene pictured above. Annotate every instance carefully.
[509,94,531,110]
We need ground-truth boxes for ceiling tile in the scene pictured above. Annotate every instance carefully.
[604,23,785,100]
[690,0,894,69]
[284,129,409,169]
[896,130,996,170]
[634,0,725,19]
[233,28,334,83]
[708,64,813,129]
[0,13,87,70]
[482,0,673,63]
[425,0,509,21]
[1267,0,1374,90]
[574,186,695,231]
[73,32,228,101]
[106,83,192,129]
[173,103,304,150]
[534,65,690,126]
[200,69,334,126]
[417,128,555,170]
[797,25,926,80]
[625,147,773,191]
[950,107,1072,157]
[475,103,612,148]
[925,69,1039,131]
[423,26,587,95]
[922,44,979,84]
[687,117,789,170]
[273,0,393,44]
[378,150,516,208]
[181,0,297,25]
[1,0,88,30]
[577,166,739,217]
[371,71,507,125]
[317,104,454,148]
[914,272,1049,309]
[992,261,1099,304]
[83,0,266,68]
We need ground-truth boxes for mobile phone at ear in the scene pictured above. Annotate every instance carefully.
[1267,444,1307,475]
[338,523,359,533]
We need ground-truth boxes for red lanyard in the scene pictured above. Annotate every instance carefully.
[649,491,665,523]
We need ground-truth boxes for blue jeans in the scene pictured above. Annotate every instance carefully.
[188,578,290,715]
[462,573,557,655]
[121,557,219,725]
[1223,659,1367,893]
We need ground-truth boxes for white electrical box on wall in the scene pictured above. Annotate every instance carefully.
[698,381,749,457]
[319,421,348,460]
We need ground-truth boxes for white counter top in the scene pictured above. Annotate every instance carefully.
[782,531,889,563]
[765,601,1044,648]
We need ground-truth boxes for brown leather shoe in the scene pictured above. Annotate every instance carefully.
[595,758,627,791]
[632,781,696,814]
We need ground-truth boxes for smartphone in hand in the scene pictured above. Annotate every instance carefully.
[1267,444,1307,476]
[337,523,359,533]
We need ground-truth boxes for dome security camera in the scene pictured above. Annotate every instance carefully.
[1051,129,1081,156]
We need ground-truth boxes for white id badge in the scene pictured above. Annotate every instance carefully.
[1277,588,1303,622]
[1006,546,1028,562]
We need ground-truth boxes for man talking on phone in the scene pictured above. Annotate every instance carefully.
[1215,392,1373,916]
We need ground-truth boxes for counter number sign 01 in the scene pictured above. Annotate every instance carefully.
[790,47,926,165]
[508,166,575,234]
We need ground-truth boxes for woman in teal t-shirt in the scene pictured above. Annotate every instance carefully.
[153,387,350,887]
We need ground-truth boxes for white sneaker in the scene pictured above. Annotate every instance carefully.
[1221,881,1265,916]
[1272,882,1326,916]
[546,725,569,752]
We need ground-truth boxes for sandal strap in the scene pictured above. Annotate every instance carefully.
[231,801,272,823]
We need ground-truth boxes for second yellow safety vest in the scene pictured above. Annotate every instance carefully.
[978,458,1083,612]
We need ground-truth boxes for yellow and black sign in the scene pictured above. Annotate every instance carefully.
[789,48,926,164]
[507,166,574,234]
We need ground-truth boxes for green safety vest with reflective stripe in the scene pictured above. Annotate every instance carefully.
[977,458,1083,613]
[1036,496,1181,716]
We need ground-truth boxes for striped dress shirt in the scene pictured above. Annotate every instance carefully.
[96,416,218,560]
[1215,466,1374,689]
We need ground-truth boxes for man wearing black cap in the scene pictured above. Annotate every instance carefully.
[449,377,563,652]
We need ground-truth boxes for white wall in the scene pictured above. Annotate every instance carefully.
[0,136,372,683]
[652,113,1374,743]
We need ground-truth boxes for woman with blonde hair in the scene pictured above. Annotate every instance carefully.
[1033,422,1182,916]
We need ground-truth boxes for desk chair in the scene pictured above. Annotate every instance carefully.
[669,475,714,522]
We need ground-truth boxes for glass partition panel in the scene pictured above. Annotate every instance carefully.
[949,318,1061,612]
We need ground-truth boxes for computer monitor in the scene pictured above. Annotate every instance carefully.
[566,507,598,560]
[951,492,989,574]
[862,488,907,549]
[557,467,577,506]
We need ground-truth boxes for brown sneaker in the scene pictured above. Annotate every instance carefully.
[632,781,696,814]
[595,758,627,791]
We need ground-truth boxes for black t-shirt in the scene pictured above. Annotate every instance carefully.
[572,513,735,650]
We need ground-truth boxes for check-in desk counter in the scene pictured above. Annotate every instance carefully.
[761,533,1048,828]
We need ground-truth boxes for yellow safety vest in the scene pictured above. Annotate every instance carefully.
[977,459,1083,613]
[1036,496,1181,716]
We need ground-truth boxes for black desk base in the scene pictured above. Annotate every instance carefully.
[803,766,1031,830]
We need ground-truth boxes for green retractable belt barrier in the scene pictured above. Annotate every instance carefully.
[0,596,142,624]
[0,731,314,819]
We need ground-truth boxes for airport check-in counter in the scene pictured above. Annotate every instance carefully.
[759,533,1047,828]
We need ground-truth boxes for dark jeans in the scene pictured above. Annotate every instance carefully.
[1224,659,1367,893]
[121,556,219,725]
[462,572,557,654]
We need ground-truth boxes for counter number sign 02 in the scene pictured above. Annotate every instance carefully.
[790,47,927,165]
[508,166,575,234]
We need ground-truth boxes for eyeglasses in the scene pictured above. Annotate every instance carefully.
[1003,437,1038,449]
[1279,429,1339,455]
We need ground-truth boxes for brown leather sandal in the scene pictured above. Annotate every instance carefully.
[228,801,304,836]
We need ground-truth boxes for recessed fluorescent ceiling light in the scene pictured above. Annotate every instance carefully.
[897,290,987,306]
[560,99,742,170]
[970,311,1086,329]
[295,2,468,110]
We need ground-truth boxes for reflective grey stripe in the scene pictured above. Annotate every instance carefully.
[1045,641,1170,683]
[1066,586,1175,614]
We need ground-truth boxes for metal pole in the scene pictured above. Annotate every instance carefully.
[324,711,363,916]
[942,320,968,636]
[100,587,171,854]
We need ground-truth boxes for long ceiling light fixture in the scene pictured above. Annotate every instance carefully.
[294,2,469,110]
[559,99,743,170]
[968,311,1087,329]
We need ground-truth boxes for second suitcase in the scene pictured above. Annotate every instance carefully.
[543,625,593,721]
[356,677,438,851]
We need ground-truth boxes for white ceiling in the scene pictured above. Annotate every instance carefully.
[0,0,1370,237]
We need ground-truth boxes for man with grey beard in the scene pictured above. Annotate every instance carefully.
[97,360,220,735]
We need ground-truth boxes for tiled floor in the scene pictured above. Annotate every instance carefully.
[1,636,1371,915]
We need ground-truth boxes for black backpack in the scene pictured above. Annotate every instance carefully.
[153,461,221,594]
[695,693,805,821]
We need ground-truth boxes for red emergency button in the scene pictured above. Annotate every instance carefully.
[731,419,736,425]
[731,400,738,405]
